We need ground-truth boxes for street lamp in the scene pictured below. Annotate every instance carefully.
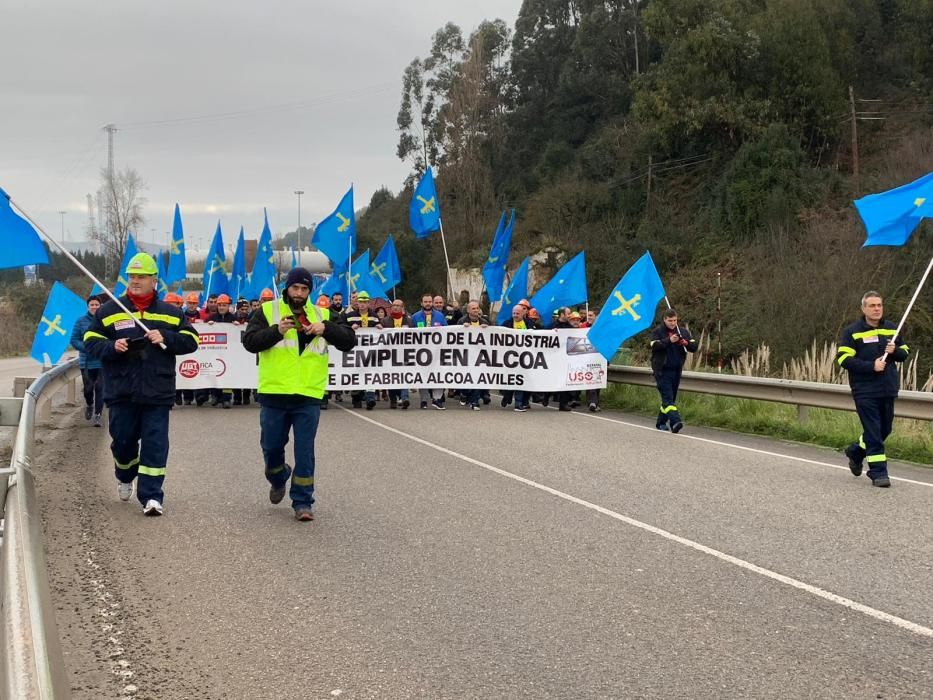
[294,190,304,259]
[58,210,66,242]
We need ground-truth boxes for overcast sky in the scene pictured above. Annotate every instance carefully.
[1,0,523,253]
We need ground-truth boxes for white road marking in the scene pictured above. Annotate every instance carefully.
[570,409,933,488]
[340,406,933,639]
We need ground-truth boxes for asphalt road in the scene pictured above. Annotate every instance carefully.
[38,397,933,699]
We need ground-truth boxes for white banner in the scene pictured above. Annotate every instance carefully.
[176,323,607,392]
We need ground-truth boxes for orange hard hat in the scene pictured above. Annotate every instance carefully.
[216,294,231,304]
[527,308,540,319]
[164,292,181,304]
[186,292,199,303]
[316,295,330,308]
[260,288,274,300]
[518,298,531,308]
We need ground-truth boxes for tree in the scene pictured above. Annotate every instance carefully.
[95,166,147,275]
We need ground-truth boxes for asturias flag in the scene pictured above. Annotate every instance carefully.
[855,172,933,247]
[483,210,515,303]
[0,187,49,270]
[371,235,401,292]
[312,186,356,268]
[529,251,588,322]
[409,168,441,238]
[30,282,87,366]
[114,235,138,297]
[497,256,530,325]
[202,222,229,297]
[232,226,247,300]
[251,209,277,298]
[165,203,187,285]
[587,251,666,361]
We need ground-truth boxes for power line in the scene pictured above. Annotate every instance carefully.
[119,81,398,130]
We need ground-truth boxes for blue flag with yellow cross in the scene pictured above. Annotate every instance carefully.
[587,251,666,361]
[409,168,441,238]
[31,282,88,366]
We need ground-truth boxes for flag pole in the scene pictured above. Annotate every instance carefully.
[881,254,933,366]
[9,196,164,345]
[438,218,454,302]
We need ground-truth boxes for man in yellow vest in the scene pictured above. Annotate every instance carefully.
[243,268,356,521]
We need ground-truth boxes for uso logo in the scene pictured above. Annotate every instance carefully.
[179,359,200,379]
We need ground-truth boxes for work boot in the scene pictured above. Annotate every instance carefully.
[401,399,410,410]
[366,399,376,410]
[872,476,891,488]
[390,398,398,409]
[844,445,863,477]
[670,421,684,434]
[84,405,93,420]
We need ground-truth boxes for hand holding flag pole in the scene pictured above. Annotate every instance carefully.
[4,192,166,348]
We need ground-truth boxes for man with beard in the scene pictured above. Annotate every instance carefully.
[243,268,356,521]
[411,293,447,409]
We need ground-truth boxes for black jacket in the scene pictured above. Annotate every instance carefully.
[84,296,199,406]
[650,324,698,374]
[837,317,908,399]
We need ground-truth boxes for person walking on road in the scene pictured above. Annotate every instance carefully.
[83,253,200,516]
[650,308,698,433]
[837,291,909,488]
[70,294,105,427]
[243,267,356,522]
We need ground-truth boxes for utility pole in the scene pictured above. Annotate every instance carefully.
[849,86,860,196]
[58,210,66,242]
[294,190,304,256]
[646,154,653,213]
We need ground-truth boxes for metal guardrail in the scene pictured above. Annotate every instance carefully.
[1,359,78,700]
[607,365,933,421]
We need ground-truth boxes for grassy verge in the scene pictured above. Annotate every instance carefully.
[600,383,933,467]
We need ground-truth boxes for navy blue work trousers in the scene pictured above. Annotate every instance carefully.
[109,402,171,504]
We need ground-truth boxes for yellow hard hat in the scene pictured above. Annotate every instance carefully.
[125,253,158,276]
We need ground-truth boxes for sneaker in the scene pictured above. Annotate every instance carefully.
[93,413,102,427]
[844,445,863,476]
[294,507,314,522]
[541,396,550,407]
[84,405,93,420]
[335,393,344,403]
[366,400,376,410]
[432,399,446,410]
[117,481,133,502]
[514,406,528,412]
[420,401,428,410]
[459,399,467,407]
[588,403,598,412]
[471,404,481,411]
[500,397,511,408]
[401,399,410,410]
[143,499,163,516]
[656,424,669,431]
[570,401,580,409]
[269,482,287,504]
[872,476,891,488]
[670,421,684,434]
[222,401,232,409]
[208,396,218,407]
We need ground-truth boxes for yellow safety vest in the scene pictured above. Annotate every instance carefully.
[258,300,331,398]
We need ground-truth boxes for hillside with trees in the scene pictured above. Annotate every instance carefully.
[356,0,933,373]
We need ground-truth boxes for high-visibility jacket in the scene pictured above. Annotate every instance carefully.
[257,299,331,398]
[84,296,199,405]
[836,317,908,399]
